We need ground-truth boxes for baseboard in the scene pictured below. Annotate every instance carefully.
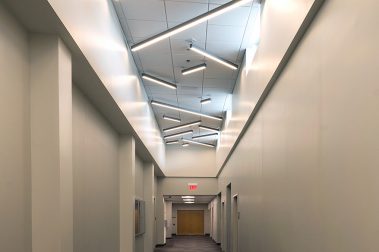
[205,233,210,236]
[155,243,166,247]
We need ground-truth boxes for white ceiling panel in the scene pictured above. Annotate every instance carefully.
[178,85,203,97]
[134,38,171,56]
[121,0,166,21]
[204,61,235,79]
[203,78,234,89]
[207,24,246,43]
[208,5,251,26]
[165,1,209,23]
[128,20,167,40]
[169,22,207,42]
[204,41,241,62]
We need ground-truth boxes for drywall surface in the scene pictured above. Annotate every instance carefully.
[209,197,219,242]
[165,145,217,177]
[73,86,119,252]
[158,177,218,196]
[0,3,31,251]
[218,0,379,251]
[216,0,318,173]
[171,204,210,235]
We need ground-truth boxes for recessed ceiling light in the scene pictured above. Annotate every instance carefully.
[200,98,212,104]
[183,139,215,148]
[190,44,238,70]
[151,100,223,121]
[142,73,177,89]
[184,202,195,204]
[164,130,193,140]
[192,133,219,140]
[182,63,207,75]
[163,120,201,133]
[166,140,179,145]
[163,115,181,123]
[199,125,220,133]
[182,196,195,199]
[131,0,253,51]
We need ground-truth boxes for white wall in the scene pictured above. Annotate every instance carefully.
[171,204,210,235]
[0,3,31,251]
[218,0,379,252]
[73,86,119,252]
[165,201,173,239]
[209,197,220,243]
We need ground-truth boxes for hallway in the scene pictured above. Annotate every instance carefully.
[154,236,221,252]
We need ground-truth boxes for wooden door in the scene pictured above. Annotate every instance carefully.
[177,210,204,235]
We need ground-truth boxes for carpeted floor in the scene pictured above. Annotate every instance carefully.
[154,236,221,252]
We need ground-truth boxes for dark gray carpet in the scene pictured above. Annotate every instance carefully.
[155,236,221,252]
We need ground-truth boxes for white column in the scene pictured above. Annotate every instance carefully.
[119,135,135,252]
[143,163,155,252]
[30,35,73,252]
[155,179,166,246]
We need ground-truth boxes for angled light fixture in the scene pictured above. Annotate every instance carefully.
[163,120,201,133]
[182,143,190,147]
[182,63,207,75]
[166,140,179,145]
[163,115,181,123]
[183,139,216,148]
[192,133,219,140]
[151,100,223,121]
[164,130,193,140]
[142,73,177,89]
[199,125,220,133]
[200,98,212,104]
[189,44,238,70]
[131,0,253,52]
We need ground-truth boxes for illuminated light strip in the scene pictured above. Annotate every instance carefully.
[199,125,220,133]
[189,44,239,70]
[200,98,212,104]
[163,120,201,133]
[182,196,195,199]
[183,139,216,148]
[182,63,207,75]
[163,115,181,123]
[164,130,193,140]
[131,0,253,52]
[166,140,179,145]
[151,100,223,121]
[142,73,177,89]
[192,133,219,140]
[182,143,190,147]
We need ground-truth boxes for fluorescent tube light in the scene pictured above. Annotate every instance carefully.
[199,125,220,133]
[182,63,207,75]
[182,143,190,147]
[190,44,238,70]
[183,198,194,201]
[183,139,215,148]
[131,0,253,52]
[200,98,212,104]
[184,202,195,204]
[192,133,219,140]
[151,100,223,121]
[163,115,181,123]
[166,140,179,145]
[163,120,201,133]
[142,73,177,89]
[182,196,195,199]
[164,130,193,140]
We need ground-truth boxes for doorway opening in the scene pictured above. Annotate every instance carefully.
[226,184,231,252]
[232,195,239,252]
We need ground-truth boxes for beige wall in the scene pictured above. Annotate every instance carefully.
[0,3,31,251]
[218,0,379,252]
[73,86,119,252]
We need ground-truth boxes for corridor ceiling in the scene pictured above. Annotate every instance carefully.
[113,0,260,147]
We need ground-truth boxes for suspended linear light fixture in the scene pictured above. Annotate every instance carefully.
[199,125,220,133]
[163,115,181,123]
[142,73,177,89]
[163,120,201,133]
[166,140,179,145]
[131,0,253,52]
[189,44,239,70]
[164,130,193,140]
[182,63,207,75]
[192,133,219,140]
[151,100,223,121]
[182,143,190,147]
[200,98,212,104]
[183,139,216,148]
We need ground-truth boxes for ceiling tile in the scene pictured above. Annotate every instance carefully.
[207,24,246,43]
[128,20,167,40]
[147,85,177,96]
[165,2,208,23]
[204,41,241,62]
[203,61,235,79]
[208,5,251,26]
[178,85,203,96]
[121,0,166,21]
[168,22,207,42]
[203,78,234,89]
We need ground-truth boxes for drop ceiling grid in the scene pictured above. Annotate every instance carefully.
[118,0,254,142]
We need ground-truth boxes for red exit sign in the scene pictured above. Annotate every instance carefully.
[188,183,198,191]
